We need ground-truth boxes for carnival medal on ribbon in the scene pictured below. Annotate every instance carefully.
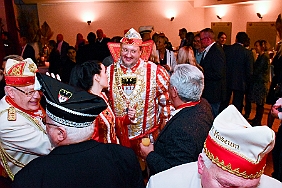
[121,75,137,95]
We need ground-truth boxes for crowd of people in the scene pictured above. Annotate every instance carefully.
[1,14,282,188]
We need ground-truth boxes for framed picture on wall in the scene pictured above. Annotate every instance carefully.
[211,22,232,45]
[246,22,276,50]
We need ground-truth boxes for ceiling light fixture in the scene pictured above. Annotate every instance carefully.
[257,13,263,19]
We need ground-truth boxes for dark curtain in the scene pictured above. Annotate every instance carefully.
[4,0,20,55]
[0,37,4,68]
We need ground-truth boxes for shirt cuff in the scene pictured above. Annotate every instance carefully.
[278,112,282,120]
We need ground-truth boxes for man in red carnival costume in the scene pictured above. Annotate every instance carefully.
[107,28,173,152]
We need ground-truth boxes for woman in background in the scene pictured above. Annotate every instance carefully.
[250,40,270,126]
[69,60,136,145]
[177,46,203,71]
[156,35,177,75]
[74,33,86,51]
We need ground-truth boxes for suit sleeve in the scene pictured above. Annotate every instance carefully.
[109,146,145,188]
[203,46,225,81]
[146,120,198,174]
[245,50,254,82]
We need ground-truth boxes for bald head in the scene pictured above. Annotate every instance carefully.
[56,34,63,43]
[96,29,103,40]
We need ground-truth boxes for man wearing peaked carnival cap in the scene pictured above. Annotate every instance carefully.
[0,58,52,180]
[35,73,107,128]
[138,25,159,64]
[138,25,154,42]
[139,25,154,34]
[106,28,173,156]
[146,105,282,188]
[12,73,145,188]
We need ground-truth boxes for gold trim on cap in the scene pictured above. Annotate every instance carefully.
[204,142,265,179]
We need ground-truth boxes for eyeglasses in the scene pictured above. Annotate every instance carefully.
[200,37,209,41]
[121,48,138,55]
[12,86,41,97]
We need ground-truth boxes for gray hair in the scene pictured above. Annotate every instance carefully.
[170,64,204,102]
[48,117,94,144]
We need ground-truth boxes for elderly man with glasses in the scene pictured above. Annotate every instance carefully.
[0,58,52,181]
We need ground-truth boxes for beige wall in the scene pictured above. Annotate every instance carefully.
[205,0,282,45]
[32,0,282,48]
[37,1,204,48]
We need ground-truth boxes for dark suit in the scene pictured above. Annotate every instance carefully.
[77,43,98,63]
[200,43,226,116]
[57,41,69,64]
[12,140,145,188]
[96,37,111,62]
[146,99,213,175]
[22,44,36,63]
[220,43,253,113]
[48,48,61,75]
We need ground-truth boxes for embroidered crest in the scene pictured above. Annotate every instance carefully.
[58,89,72,103]
[121,76,137,95]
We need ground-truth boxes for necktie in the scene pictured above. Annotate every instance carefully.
[200,50,206,65]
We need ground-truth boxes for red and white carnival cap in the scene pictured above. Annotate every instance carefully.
[120,28,143,46]
[4,58,38,86]
[108,28,154,62]
[204,105,275,179]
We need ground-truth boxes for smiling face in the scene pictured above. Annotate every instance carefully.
[218,34,227,45]
[7,84,42,111]
[120,44,141,68]
[254,42,262,54]
[156,37,167,51]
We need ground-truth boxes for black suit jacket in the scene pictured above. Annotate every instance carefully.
[225,43,253,91]
[57,41,69,63]
[96,37,111,62]
[22,44,36,63]
[12,140,145,188]
[201,43,226,103]
[146,99,213,175]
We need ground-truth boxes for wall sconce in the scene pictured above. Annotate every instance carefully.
[216,15,222,20]
[257,13,263,19]
[87,20,91,25]
[170,17,174,21]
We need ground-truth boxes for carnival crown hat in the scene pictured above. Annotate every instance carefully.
[108,28,154,62]
[204,105,275,179]
[4,58,37,86]
[120,28,143,46]
[35,73,107,128]
[139,25,154,34]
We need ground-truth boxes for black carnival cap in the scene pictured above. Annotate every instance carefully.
[36,73,107,128]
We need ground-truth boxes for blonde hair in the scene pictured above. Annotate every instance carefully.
[49,117,94,144]
[177,46,197,66]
